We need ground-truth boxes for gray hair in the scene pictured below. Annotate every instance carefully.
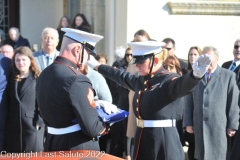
[115,46,125,61]
[9,27,19,34]
[202,46,219,58]
[41,27,59,39]
[234,39,240,44]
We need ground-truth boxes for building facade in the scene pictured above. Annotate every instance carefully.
[1,0,240,65]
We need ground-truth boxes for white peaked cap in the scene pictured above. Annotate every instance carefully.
[127,41,166,56]
[61,28,103,46]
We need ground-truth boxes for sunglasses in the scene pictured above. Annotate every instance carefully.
[126,54,132,57]
[234,45,240,50]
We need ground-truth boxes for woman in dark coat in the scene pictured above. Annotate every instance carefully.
[71,13,92,33]
[56,16,71,51]
[5,46,44,153]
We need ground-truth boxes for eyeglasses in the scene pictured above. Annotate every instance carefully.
[234,45,240,50]
[126,54,132,57]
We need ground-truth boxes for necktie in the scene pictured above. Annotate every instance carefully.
[207,72,211,83]
[46,56,50,67]
[230,62,236,71]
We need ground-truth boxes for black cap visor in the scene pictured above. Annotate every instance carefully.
[84,42,96,55]
[130,54,153,64]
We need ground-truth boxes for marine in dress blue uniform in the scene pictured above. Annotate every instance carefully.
[36,28,113,151]
[87,41,212,160]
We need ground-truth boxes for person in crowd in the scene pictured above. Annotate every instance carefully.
[34,27,59,71]
[112,46,125,69]
[187,46,203,73]
[36,28,117,151]
[163,56,185,148]
[85,63,112,103]
[56,16,71,51]
[71,13,92,33]
[1,44,14,59]
[0,54,11,151]
[5,46,44,153]
[133,29,155,42]
[95,53,115,152]
[105,46,125,156]
[85,63,113,153]
[0,29,5,47]
[84,61,113,153]
[184,46,202,160]
[162,38,188,75]
[96,53,108,65]
[4,27,30,49]
[163,55,182,76]
[222,38,240,88]
[231,106,240,159]
[184,46,239,160]
[125,68,136,160]
[87,40,212,160]
[223,39,240,159]
[109,47,132,159]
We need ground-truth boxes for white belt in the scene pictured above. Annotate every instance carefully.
[137,119,176,128]
[47,124,81,135]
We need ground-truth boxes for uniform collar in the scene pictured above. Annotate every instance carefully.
[144,66,165,80]
[54,56,79,70]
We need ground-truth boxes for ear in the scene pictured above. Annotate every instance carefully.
[154,56,159,65]
[72,45,82,57]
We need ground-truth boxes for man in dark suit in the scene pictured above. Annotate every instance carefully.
[226,39,240,160]
[162,38,188,75]
[0,55,11,151]
[222,39,240,88]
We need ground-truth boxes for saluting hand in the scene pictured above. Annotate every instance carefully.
[87,55,100,70]
[192,54,212,78]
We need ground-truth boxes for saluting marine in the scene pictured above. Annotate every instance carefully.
[36,28,117,151]
[87,41,212,160]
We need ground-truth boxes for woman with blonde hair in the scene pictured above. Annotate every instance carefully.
[5,46,44,153]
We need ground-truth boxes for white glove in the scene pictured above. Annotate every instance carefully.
[87,55,100,69]
[95,100,118,114]
[192,54,212,78]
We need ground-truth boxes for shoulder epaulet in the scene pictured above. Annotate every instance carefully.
[67,66,80,76]
[54,60,82,77]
